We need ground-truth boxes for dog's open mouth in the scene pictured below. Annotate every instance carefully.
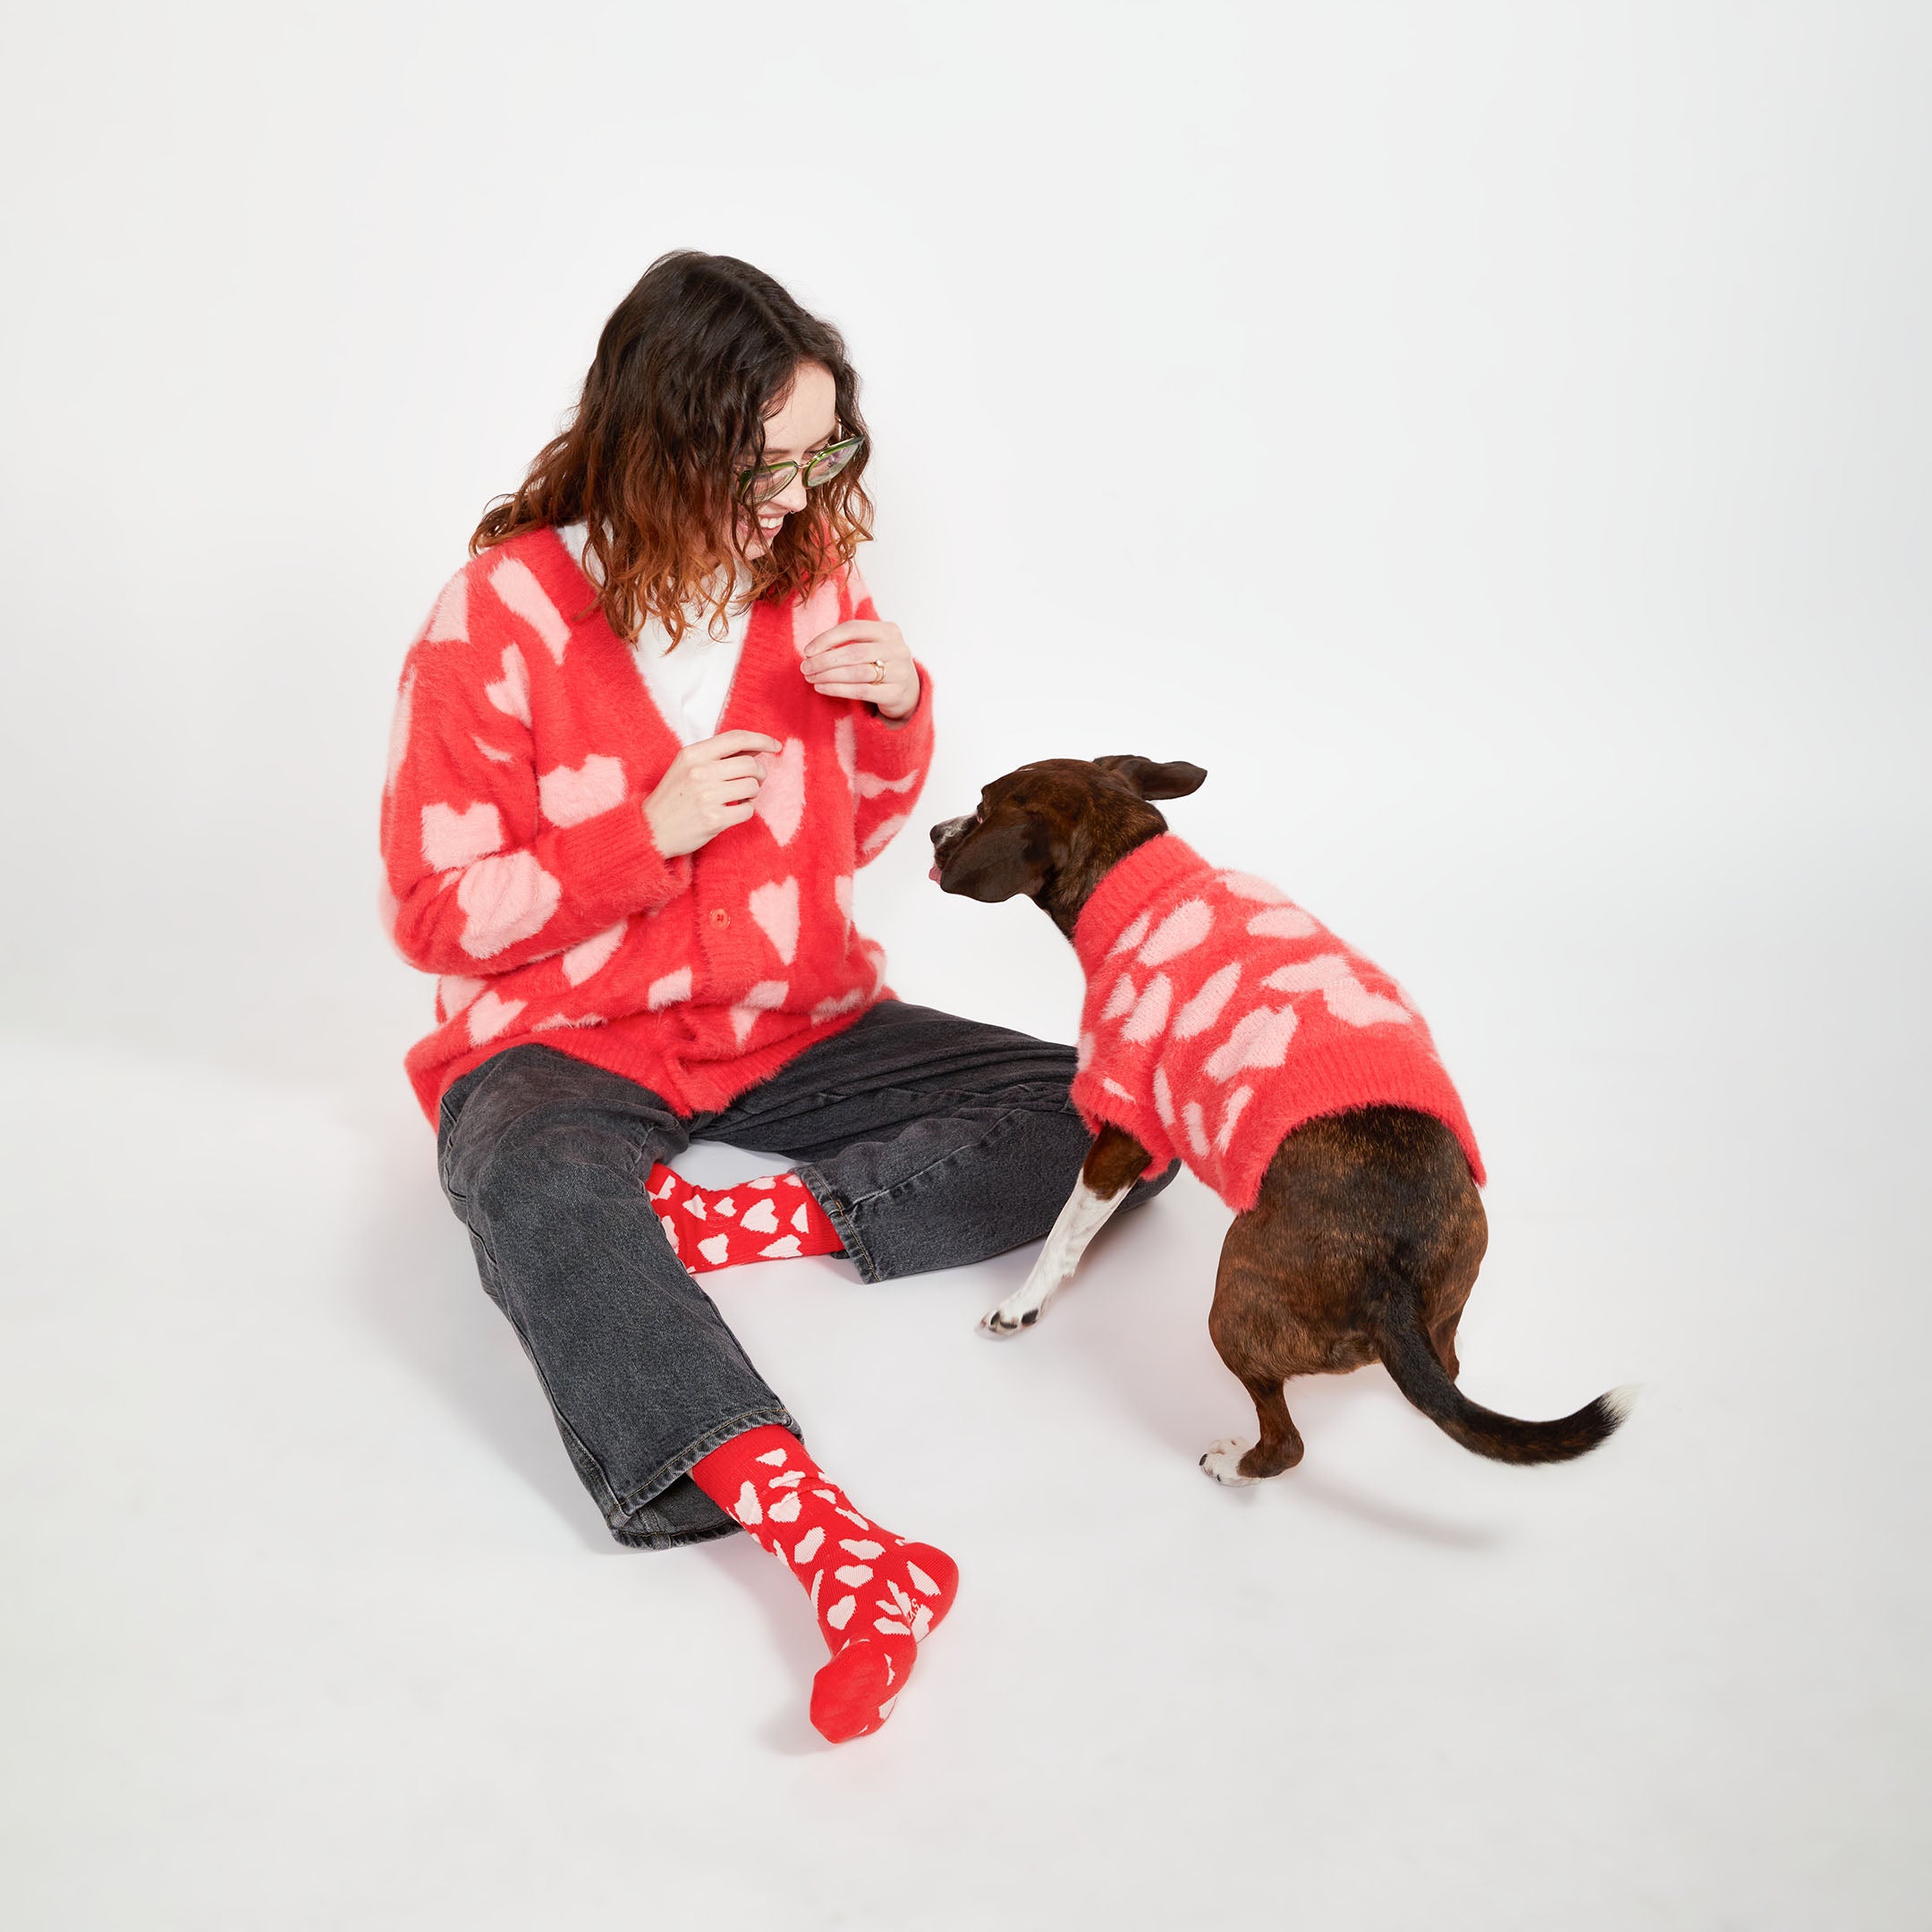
[928,813,978,886]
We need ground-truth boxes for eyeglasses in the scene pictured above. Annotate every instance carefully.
[737,431,865,505]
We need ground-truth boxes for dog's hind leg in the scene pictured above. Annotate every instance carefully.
[1201,1376,1305,1485]
[980,1125,1151,1336]
[1199,1199,1332,1483]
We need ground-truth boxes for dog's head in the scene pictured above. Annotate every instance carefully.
[928,755,1208,921]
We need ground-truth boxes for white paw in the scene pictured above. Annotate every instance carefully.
[1199,1438,1258,1485]
[979,1297,1046,1337]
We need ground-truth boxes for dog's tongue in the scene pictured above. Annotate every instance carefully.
[928,864,942,883]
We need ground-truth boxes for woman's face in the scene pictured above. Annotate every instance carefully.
[739,360,839,561]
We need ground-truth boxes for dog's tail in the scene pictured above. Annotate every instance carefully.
[1368,1275,1634,1465]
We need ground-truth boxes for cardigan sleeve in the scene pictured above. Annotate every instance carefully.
[840,556,936,866]
[378,615,691,978]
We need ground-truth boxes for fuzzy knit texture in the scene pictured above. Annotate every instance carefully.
[689,1425,958,1743]
[1070,836,1485,1212]
[646,1165,843,1270]
[378,528,933,1123]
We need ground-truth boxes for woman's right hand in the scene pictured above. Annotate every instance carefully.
[642,731,783,859]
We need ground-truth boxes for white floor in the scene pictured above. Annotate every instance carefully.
[4,848,1927,1931]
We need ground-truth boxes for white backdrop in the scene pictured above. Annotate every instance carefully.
[3,4,1928,1928]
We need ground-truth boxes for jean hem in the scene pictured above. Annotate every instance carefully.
[796,1104,1072,1283]
[793,1163,879,1283]
[605,1402,802,1549]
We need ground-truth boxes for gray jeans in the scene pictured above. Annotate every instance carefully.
[436,1000,1174,1548]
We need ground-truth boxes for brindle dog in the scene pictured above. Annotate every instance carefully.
[929,755,1629,1483]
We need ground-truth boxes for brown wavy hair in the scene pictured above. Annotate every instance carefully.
[472,250,873,646]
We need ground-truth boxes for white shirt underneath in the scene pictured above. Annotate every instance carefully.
[557,522,752,743]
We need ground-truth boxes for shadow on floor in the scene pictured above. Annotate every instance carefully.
[351,1129,618,1552]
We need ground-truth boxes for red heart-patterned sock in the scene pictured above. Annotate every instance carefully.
[689,1425,959,1743]
[648,1166,843,1272]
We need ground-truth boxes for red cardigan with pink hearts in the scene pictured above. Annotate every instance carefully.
[1069,836,1485,1210]
[378,528,933,1124]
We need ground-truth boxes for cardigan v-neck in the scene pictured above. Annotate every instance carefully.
[555,521,754,744]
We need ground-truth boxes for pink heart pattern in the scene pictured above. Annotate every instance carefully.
[749,877,801,965]
[538,753,627,828]
[1067,840,1486,1210]
[752,738,809,847]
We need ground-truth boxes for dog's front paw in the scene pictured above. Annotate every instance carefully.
[978,1300,1044,1338]
[1199,1439,1258,1486]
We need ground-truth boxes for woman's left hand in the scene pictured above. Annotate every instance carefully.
[801,619,921,721]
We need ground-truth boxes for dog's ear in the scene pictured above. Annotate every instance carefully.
[1093,755,1208,801]
[938,815,1054,902]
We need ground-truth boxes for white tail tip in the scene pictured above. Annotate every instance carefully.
[1604,1383,1641,1422]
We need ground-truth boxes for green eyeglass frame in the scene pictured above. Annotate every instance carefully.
[737,431,866,505]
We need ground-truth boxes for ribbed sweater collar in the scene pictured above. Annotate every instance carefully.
[1071,835,1213,973]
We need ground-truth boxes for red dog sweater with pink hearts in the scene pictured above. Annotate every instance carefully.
[378,529,932,1124]
[1069,836,1485,1210]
